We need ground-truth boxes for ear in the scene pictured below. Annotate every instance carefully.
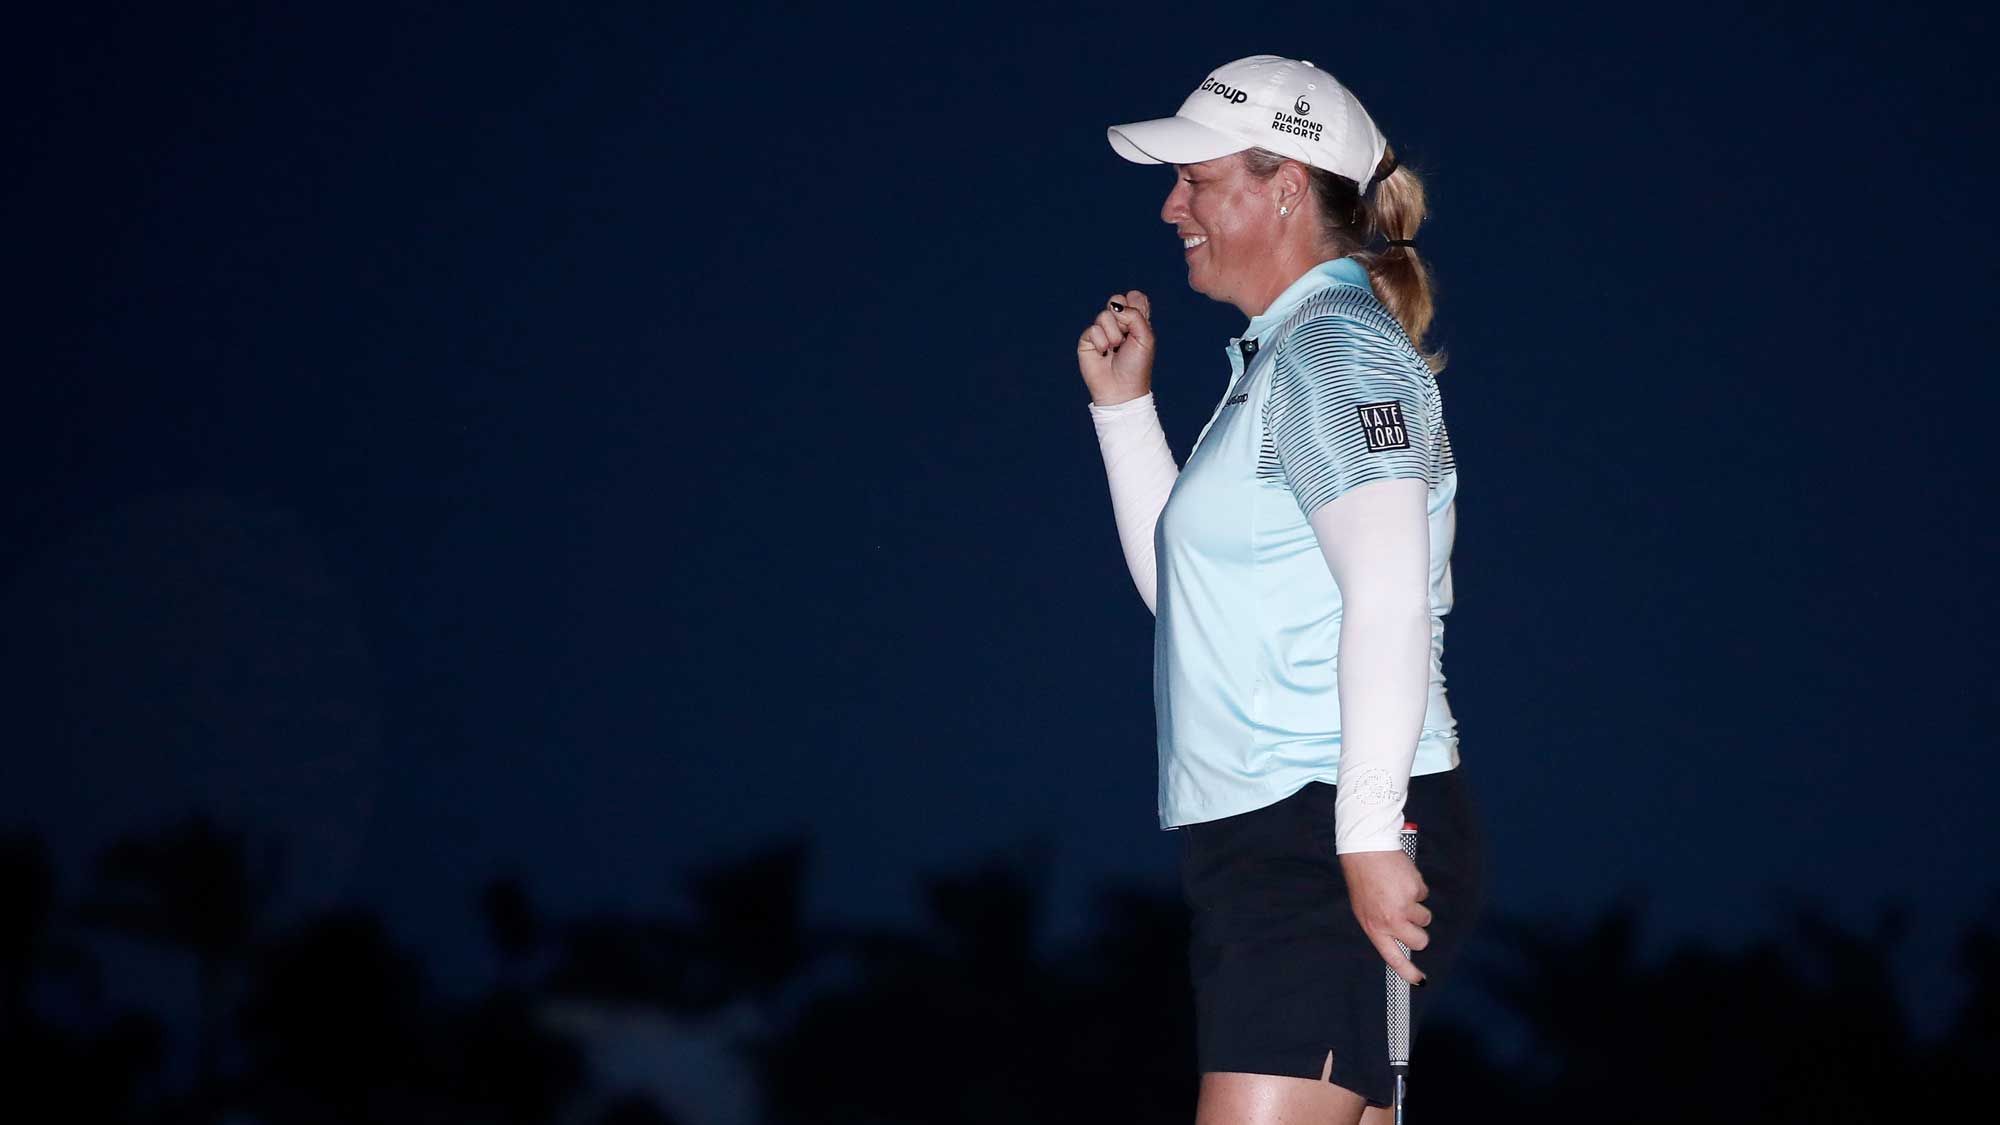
[1276,160,1312,214]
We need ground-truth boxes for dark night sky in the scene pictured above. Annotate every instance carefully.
[5,0,1995,1039]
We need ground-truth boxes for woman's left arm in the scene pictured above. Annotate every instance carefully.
[1266,314,1439,982]
[1307,476,1435,984]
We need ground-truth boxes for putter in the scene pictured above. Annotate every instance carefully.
[1387,821,1419,1124]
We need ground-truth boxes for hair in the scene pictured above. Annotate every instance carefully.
[1239,145,1447,374]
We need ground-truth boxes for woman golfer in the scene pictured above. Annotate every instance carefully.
[1080,55,1485,1123]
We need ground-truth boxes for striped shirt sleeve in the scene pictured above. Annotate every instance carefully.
[1268,313,1435,519]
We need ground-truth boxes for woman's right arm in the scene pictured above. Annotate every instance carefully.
[1078,290,1171,615]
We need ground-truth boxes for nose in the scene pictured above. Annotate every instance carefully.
[1161,175,1189,225]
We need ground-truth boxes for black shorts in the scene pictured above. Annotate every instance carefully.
[1177,767,1486,1108]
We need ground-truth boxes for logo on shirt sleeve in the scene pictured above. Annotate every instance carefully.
[1356,402,1411,452]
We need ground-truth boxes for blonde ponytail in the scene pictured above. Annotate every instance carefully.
[1357,151,1446,374]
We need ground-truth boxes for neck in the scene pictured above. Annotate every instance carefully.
[1235,239,1341,319]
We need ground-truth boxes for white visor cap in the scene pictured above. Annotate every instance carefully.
[1107,55,1389,190]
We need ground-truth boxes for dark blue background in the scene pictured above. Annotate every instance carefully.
[5,0,1993,1043]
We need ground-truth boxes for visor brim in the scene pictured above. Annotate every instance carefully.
[1106,115,1250,166]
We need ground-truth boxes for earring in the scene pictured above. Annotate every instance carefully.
[1279,206,1290,216]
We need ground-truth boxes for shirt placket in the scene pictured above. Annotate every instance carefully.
[1188,336,1261,458]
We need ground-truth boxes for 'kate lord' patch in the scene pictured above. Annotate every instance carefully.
[1356,401,1411,452]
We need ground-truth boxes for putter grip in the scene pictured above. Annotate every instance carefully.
[1386,822,1419,1069]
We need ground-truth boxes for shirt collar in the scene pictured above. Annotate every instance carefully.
[1233,255,1370,347]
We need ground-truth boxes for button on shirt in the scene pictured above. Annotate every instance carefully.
[1153,255,1461,828]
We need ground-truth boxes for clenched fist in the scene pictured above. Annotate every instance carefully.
[1077,290,1156,406]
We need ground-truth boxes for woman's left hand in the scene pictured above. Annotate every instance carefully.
[1339,849,1431,985]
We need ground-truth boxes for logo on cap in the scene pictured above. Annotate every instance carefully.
[1294,95,1311,115]
[1271,106,1323,143]
[1198,76,1248,105]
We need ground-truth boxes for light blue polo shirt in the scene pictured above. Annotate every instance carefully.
[1153,255,1461,829]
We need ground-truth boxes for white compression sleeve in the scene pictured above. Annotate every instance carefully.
[1088,392,1179,616]
[1305,476,1434,854]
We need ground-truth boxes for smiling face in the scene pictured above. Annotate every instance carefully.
[1159,150,1330,317]
[1160,152,1285,312]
